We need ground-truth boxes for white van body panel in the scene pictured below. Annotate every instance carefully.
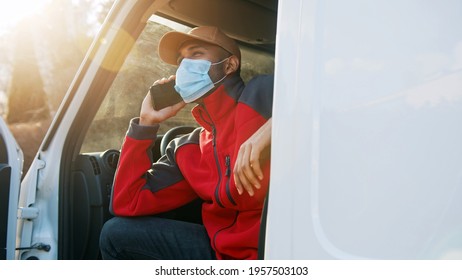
[266,0,462,259]
[0,117,23,259]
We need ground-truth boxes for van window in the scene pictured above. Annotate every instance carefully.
[80,17,274,153]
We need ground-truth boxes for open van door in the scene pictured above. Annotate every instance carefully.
[0,117,23,260]
[266,0,462,259]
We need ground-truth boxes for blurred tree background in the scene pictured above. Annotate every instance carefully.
[0,0,114,172]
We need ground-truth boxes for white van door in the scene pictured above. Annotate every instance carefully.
[267,0,462,259]
[0,117,23,260]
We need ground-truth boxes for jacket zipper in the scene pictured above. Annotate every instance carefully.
[225,155,237,205]
[199,106,225,208]
[212,126,225,208]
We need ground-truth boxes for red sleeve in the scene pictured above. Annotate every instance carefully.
[111,119,198,216]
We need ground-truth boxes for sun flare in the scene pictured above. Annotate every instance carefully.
[0,0,49,33]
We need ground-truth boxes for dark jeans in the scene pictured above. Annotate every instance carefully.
[99,216,216,260]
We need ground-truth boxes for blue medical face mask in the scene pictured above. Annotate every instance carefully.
[174,57,229,103]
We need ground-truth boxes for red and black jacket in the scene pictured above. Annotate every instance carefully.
[111,74,274,259]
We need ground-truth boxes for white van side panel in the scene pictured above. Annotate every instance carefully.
[0,117,23,260]
[267,0,462,259]
[266,0,322,259]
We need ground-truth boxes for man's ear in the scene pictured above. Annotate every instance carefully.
[225,55,240,74]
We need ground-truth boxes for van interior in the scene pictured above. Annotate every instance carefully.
[59,0,277,259]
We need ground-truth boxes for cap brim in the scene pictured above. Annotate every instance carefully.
[158,31,219,65]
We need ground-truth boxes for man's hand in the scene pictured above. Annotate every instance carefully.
[234,118,272,196]
[139,76,186,126]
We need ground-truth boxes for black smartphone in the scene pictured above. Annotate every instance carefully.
[149,80,183,110]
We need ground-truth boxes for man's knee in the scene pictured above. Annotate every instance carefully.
[99,217,126,258]
[100,217,117,239]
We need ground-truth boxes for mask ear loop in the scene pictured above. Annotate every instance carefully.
[211,56,231,66]
[213,73,228,85]
[210,56,231,84]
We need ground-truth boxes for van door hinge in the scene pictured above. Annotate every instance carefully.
[17,207,39,220]
[16,243,51,252]
[36,159,46,169]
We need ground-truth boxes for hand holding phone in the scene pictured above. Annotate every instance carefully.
[149,80,183,111]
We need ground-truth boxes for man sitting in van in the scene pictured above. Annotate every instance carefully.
[99,26,273,260]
